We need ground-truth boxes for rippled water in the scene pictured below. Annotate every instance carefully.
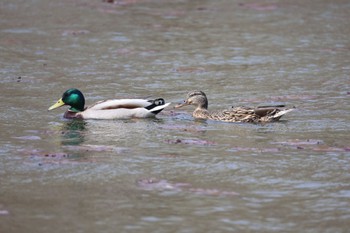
[1,0,349,232]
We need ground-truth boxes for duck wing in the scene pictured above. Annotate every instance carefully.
[254,107,294,120]
[81,98,170,120]
[208,107,259,123]
[210,106,294,123]
[88,99,154,110]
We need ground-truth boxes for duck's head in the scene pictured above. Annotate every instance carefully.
[48,88,85,112]
[175,90,208,109]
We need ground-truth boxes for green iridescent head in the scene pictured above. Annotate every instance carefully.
[48,88,85,112]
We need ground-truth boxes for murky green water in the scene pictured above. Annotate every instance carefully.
[1,0,349,232]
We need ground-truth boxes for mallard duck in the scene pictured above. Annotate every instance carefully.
[48,88,171,120]
[175,90,294,123]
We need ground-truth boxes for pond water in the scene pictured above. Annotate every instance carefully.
[0,0,349,232]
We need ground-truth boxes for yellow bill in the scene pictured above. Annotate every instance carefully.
[48,98,65,111]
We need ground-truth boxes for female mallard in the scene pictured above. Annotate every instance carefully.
[48,88,170,120]
[175,90,294,123]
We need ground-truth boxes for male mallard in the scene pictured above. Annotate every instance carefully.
[48,88,170,120]
[175,90,294,123]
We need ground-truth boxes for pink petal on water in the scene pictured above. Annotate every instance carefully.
[137,178,189,191]
[229,147,280,152]
[160,124,205,133]
[61,30,90,36]
[173,66,206,73]
[239,3,278,11]
[165,138,216,146]
[13,136,41,140]
[63,145,128,153]
[189,188,239,196]
[312,146,349,152]
[39,153,70,159]
[137,178,239,196]
[0,210,9,215]
[275,139,324,146]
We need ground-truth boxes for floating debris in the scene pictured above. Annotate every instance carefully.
[63,144,129,153]
[0,210,9,216]
[229,146,280,153]
[272,139,349,152]
[13,135,41,140]
[137,178,190,191]
[137,178,239,197]
[274,139,324,146]
[61,30,90,36]
[165,138,216,146]
[239,3,278,11]
[173,66,206,73]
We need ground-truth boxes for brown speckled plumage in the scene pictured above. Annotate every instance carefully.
[175,90,294,123]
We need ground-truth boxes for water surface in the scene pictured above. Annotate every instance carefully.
[0,0,349,232]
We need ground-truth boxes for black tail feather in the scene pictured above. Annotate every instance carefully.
[257,104,286,108]
[145,98,165,110]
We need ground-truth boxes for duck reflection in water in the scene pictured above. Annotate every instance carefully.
[60,120,87,146]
